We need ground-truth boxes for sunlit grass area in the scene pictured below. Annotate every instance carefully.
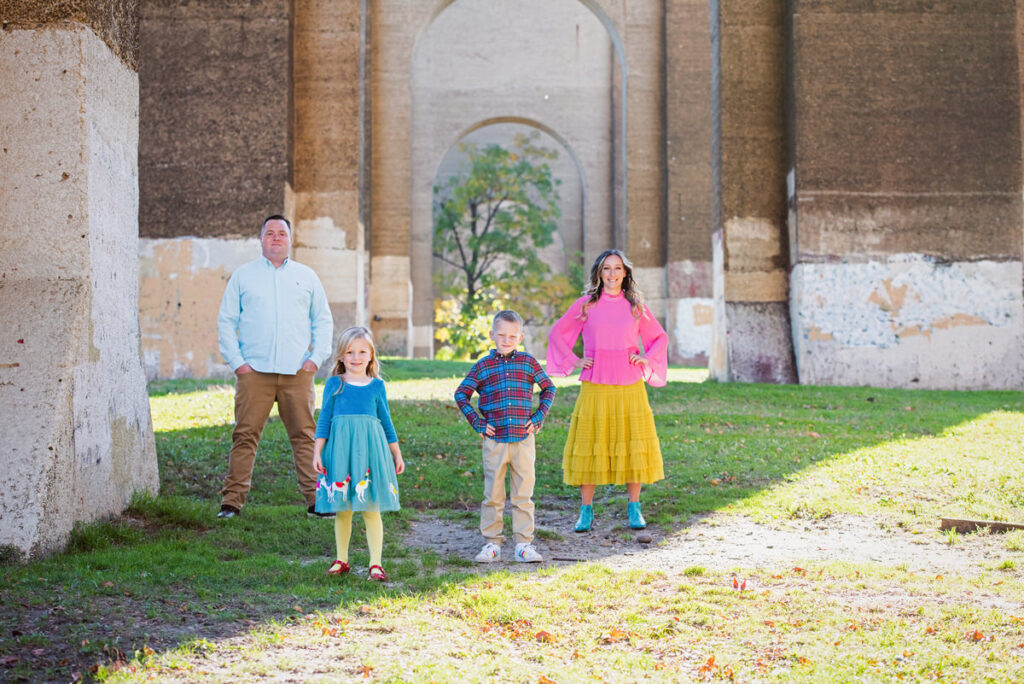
[2,360,1022,682]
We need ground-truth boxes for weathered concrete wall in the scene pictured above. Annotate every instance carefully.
[710,0,796,383]
[138,0,290,239]
[137,0,363,375]
[666,0,713,365]
[0,24,158,557]
[1,0,139,68]
[138,237,257,379]
[788,0,1024,389]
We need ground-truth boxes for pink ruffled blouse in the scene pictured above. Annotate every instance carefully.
[546,293,668,387]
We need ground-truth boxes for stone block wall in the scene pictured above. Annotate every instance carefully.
[0,22,158,557]
[787,0,1024,389]
[710,0,797,383]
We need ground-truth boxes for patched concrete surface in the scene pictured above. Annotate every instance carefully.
[138,237,257,380]
[791,256,1024,389]
[1,25,157,557]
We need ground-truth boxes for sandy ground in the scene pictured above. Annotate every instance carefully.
[406,500,1021,580]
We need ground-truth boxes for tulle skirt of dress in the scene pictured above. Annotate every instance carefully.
[562,380,664,486]
[315,414,400,513]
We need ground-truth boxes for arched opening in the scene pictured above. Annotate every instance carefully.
[430,121,587,357]
[409,0,626,356]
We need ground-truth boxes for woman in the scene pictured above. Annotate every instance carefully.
[547,249,668,531]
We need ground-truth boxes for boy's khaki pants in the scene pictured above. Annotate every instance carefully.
[480,435,536,545]
[221,369,318,510]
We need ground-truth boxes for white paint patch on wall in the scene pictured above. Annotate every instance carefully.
[671,297,713,364]
[139,236,259,379]
[791,255,1024,389]
[294,215,364,323]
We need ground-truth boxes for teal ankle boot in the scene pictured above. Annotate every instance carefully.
[574,504,593,532]
[627,501,646,529]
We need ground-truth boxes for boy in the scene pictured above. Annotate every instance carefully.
[454,310,556,563]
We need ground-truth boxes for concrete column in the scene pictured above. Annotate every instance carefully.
[291,0,367,338]
[623,0,669,319]
[788,0,1024,389]
[665,0,714,366]
[0,22,158,557]
[369,2,419,356]
[710,0,796,383]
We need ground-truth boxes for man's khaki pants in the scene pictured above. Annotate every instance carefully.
[480,435,536,545]
[221,369,317,510]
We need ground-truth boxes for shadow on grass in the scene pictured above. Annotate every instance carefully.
[2,371,1022,680]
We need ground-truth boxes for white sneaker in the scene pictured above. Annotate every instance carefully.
[475,542,501,563]
[514,543,542,563]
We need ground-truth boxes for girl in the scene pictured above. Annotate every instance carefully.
[546,249,667,532]
[313,326,405,580]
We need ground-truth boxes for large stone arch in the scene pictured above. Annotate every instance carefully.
[370,0,668,356]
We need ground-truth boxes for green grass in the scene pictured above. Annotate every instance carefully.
[2,360,1023,682]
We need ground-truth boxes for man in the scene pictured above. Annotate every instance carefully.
[216,215,334,519]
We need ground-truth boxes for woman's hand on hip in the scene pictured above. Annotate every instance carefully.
[629,354,649,367]
[574,357,594,370]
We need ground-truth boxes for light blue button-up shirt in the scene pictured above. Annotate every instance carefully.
[217,257,334,374]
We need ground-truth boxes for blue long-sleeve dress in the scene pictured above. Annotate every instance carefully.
[314,376,400,513]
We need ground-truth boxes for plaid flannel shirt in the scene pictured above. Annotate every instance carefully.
[454,350,556,443]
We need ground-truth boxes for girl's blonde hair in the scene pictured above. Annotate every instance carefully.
[578,249,646,320]
[331,326,380,379]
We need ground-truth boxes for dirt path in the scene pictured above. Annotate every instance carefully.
[406,503,1017,579]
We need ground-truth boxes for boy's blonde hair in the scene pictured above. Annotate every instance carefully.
[331,326,380,379]
[492,310,524,329]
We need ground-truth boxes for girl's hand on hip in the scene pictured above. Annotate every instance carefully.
[629,354,649,367]
[575,357,594,370]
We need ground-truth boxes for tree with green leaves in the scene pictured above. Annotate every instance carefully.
[432,133,579,359]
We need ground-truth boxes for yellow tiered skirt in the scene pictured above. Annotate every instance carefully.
[562,381,664,486]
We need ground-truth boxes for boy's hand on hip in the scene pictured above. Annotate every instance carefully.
[484,424,495,437]
[525,420,536,435]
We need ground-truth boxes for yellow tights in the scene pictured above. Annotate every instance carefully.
[334,511,383,567]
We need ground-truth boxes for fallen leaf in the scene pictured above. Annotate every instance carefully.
[603,628,628,643]
[966,630,985,642]
[101,581,114,588]
[537,676,558,684]
[698,655,716,675]
[0,656,18,666]
[925,626,937,635]
[740,580,747,590]
[358,664,374,677]
[535,631,557,643]
[732,578,739,589]
[710,479,721,486]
